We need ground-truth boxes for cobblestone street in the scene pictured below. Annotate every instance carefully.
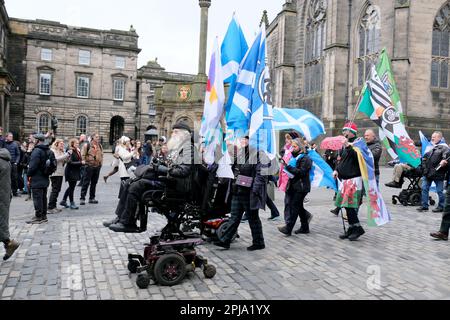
[1,155,449,300]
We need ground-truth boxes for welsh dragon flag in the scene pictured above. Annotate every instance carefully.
[358,49,421,168]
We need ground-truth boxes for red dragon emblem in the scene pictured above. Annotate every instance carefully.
[368,188,381,219]
[397,136,420,160]
[340,180,358,205]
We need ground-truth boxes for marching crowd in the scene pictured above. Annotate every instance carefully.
[0,121,449,261]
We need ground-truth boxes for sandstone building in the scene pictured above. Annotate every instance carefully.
[0,0,14,132]
[267,0,450,141]
[8,18,140,147]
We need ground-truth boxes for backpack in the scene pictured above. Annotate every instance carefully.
[43,149,57,176]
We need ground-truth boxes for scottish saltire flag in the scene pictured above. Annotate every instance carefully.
[248,27,276,159]
[308,150,337,191]
[419,131,448,193]
[358,49,421,168]
[226,31,263,132]
[273,108,326,141]
[200,38,225,140]
[353,138,391,227]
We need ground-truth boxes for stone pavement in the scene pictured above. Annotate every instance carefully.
[1,155,449,300]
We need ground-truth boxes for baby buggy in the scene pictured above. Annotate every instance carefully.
[391,166,435,206]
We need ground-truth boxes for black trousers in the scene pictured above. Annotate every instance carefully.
[17,165,24,191]
[346,208,360,225]
[10,163,18,195]
[117,179,164,225]
[48,176,63,209]
[80,166,101,200]
[266,195,280,218]
[32,188,48,218]
[63,181,78,203]
[440,184,450,234]
[221,193,264,246]
[78,165,86,186]
[285,191,308,233]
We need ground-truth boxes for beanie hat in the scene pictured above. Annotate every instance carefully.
[172,121,192,134]
[342,122,358,135]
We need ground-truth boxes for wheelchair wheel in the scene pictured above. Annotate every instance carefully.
[128,259,140,274]
[154,253,187,286]
[216,221,238,243]
[136,273,151,289]
[203,264,216,279]
[392,197,397,205]
[409,193,421,206]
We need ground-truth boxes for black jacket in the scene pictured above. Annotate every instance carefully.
[65,149,82,182]
[286,152,312,193]
[5,140,20,164]
[27,144,51,189]
[423,144,449,180]
[336,146,361,180]
[367,139,382,176]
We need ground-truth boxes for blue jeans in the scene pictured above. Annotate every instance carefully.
[421,178,445,209]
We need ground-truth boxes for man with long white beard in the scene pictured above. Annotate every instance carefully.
[106,122,195,233]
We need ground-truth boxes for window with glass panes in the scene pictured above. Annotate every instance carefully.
[113,79,125,100]
[39,73,52,95]
[77,76,90,98]
[76,116,88,136]
[115,56,126,69]
[41,48,52,61]
[304,0,327,96]
[431,3,450,89]
[79,50,91,65]
[37,114,50,133]
[357,5,381,86]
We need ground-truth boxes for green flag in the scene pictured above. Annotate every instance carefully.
[358,48,421,168]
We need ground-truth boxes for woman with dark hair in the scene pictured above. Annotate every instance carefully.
[132,140,144,166]
[60,139,83,210]
[278,138,313,236]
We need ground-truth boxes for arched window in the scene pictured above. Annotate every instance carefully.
[37,113,51,134]
[304,0,327,96]
[431,3,450,88]
[76,115,88,136]
[357,4,381,86]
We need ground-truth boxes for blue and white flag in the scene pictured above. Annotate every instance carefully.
[273,108,326,142]
[226,31,262,133]
[221,14,249,125]
[419,131,448,193]
[308,150,337,191]
[248,26,276,159]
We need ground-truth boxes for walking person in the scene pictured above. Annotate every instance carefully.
[430,166,450,241]
[80,133,103,205]
[21,142,34,201]
[0,147,20,260]
[26,134,54,224]
[103,138,120,183]
[47,139,69,214]
[77,134,88,187]
[333,122,366,241]
[417,131,449,213]
[214,136,268,251]
[61,139,84,210]
[4,132,20,197]
[277,138,313,236]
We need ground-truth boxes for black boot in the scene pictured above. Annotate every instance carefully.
[339,226,354,239]
[348,226,365,241]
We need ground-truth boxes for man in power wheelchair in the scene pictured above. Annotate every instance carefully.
[104,122,198,233]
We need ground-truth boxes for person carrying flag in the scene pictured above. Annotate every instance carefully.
[333,122,366,241]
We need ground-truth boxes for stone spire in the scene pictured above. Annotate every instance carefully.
[259,10,269,28]
[198,0,211,75]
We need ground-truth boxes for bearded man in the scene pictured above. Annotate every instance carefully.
[106,122,195,233]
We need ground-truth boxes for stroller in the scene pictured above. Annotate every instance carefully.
[391,166,435,206]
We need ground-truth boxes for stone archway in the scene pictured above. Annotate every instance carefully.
[109,116,125,145]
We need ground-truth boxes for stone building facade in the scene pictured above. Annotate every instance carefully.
[137,60,206,141]
[0,0,14,132]
[267,0,450,141]
[8,18,140,147]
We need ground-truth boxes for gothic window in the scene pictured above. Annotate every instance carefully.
[431,3,450,89]
[37,113,51,134]
[357,4,381,86]
[304,0,327,96]
[75,115,88,136]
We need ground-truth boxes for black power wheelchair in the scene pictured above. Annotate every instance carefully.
[127,161,236,288]
[391,166,436,207]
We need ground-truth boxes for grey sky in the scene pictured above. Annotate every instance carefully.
[6,0,284,74]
